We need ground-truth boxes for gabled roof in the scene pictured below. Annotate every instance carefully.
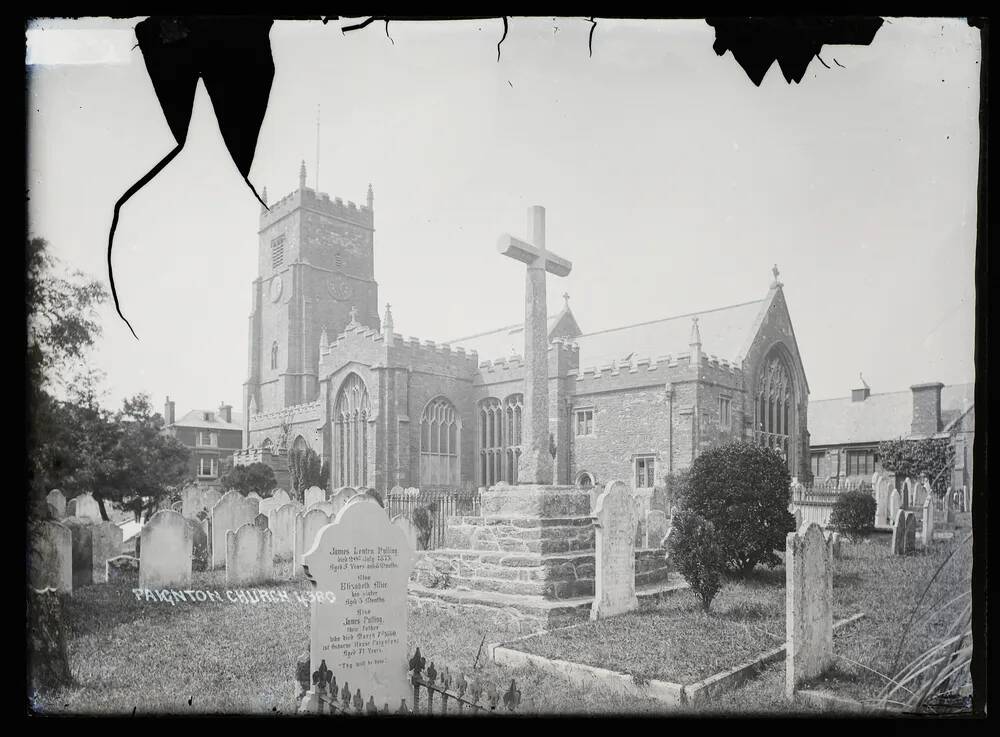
[808,382,974,447]
[575,299,765,369]
[171,409,244,432]
[449,307,580,362]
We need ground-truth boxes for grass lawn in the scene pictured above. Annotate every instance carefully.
[31,529,972,715]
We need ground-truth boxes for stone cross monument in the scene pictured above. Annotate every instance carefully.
[498,205,572,485]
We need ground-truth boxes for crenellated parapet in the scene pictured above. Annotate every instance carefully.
[567,349,743,393]
[260,187,374,232]
[249,401,321,430]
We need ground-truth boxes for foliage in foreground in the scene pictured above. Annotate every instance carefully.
[667,511,726,612]
[221,462,276,498]
[829,490,877,541]
[683,441,796,573]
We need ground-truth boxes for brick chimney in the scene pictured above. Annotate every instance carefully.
[910,383,944,436]
[164,396,175,425]
[218,403,233,424]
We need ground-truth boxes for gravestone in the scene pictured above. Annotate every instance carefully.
[90,521,123,584]
[388,485,404,498]
[305,486,326,509]
[588,486,602,515]
[261,489,292,523]
[902,478,915,509]
[904,512,917,553]
[308,501,336,516]
[106,555,140,585]
[890,509,908,555]
[46,490,66,520]
[645,510,670,549]
[662,526,674,559]
[301,497,417,712]
[61,517,95,589]
[181,486,223,519]
[28,587,72,698]
[920,497,935,547]
[785,522,833,698]
[591,481,638,620]
[943,488,954,523]
[139,510,192,588]
[66,492,101,522]
[186,518,209,572]
[913,479,928,509]
[29,521,73,594]
[824,531,842,559]
[391,515,420,552]
[254,513,269,530]
[210,491,259,569]
[888,489,901,523]
[226,523,274,585]
[272,502,303,563]
[329,486,357,515]
[874,481,888,526]
[294,507,335,578]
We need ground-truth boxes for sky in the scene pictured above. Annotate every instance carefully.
[26,17,981,418]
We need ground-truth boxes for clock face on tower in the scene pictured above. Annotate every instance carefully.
[269,275,283,302]
[327,275,353,301]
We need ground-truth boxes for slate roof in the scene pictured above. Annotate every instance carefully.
[449,298,766,368]
[171,409,244,432]
[808,383,975,447]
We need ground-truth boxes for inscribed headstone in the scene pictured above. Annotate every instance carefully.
[302,497,416,710]
[329,486,357,515]
[888,489,901,523]
[106,555,140,585]
[785,522,833,698]
[46,490,66,519]
[590,480,638,620]
[294,507,335,577]
[904,512,917,553]
[226,522,274,585]
[305,486,326,509]
[61,517,95,589]
[391,515,419,552]
[920,497,935,547]
[210,491,258,569]
[91,521,123,583]
[254,513,269,530]
[272,502,303,563]
[66,492,101,522]
[29,521,73,594]
[139,510,192,588]
[890,509,907,555]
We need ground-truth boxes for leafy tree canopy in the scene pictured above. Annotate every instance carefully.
[876,438,954,495]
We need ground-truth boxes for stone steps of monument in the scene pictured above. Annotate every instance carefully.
[446,573,595,599]
[444,516,596,554]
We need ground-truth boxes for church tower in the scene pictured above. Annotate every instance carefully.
[244,163,380,440]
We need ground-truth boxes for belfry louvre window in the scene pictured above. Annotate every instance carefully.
[334,373,371,488]
[271,235,286,269]
[420,397,461,487]
[478,394,522,487]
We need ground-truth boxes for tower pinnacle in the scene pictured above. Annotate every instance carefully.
[299,160,307,190]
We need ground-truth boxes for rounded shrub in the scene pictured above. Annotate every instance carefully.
[667,511,726,612]
[684,440,796,573]
[828,489,877,541]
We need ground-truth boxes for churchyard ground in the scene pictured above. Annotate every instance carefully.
[32,529,971,715]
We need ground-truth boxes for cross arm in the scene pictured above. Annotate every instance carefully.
[497,235,572,277]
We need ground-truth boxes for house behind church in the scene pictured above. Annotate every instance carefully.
[237,169,812,495]
[163,397,243,488]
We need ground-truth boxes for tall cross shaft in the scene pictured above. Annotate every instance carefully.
[497,206,572,485]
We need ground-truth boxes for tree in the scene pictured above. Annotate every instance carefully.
[287,447,323,502]
[221,462,276,497]
[27,237,107,513]
[829,490,877,541]
[683,441,796,574]
[667,511,726,612]
[876,438,954,495]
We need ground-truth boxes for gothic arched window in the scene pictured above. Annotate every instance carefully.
[754,349,795,471]
[333,373,371,488]
[270,341,278,370]
[419,397,461,487]
[477,394,523,487]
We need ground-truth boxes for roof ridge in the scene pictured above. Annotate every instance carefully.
[575,298,765,340]
[449,312,563,343]
[810,382,976,403]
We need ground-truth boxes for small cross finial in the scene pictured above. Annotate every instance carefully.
[562,292,570,308]
[772,264,782,286]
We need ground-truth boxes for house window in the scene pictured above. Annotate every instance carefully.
[719,397,731,429]
[199,430,215,446]
[198,456,217,477]
[271,235,286,269]
[635,456,656,488]
[575,408,594,436]
[846,450,876,477]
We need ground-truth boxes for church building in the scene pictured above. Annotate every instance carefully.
[237,167,811,493]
